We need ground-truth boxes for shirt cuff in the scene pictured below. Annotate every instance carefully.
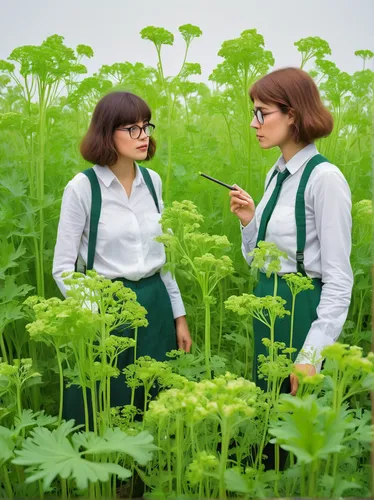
[240,217,257,244]
[171,302,187,319]
[295,344,323,373]
[160,270,186,319]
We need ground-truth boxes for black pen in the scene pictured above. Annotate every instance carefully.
[199,172,235,190]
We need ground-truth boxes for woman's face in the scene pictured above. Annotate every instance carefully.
[113,120,150,162]
[250,99,294,149]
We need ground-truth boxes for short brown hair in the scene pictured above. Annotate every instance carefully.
[80,92,156,166]
[249,67,333,143]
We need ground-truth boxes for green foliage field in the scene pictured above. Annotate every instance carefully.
[0,26,372,498]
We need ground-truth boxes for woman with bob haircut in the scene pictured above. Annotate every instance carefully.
[230,67,353,397]
[53,91,191,423]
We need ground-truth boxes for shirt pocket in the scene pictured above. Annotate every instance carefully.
[272,204,296,239]
[145,212,162,234]
[145,212,163,254]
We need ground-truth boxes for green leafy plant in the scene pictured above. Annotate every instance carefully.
[25,271,146,433]
[157,200,234,377]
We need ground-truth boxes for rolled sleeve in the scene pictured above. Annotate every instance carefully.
[160,270,186,319]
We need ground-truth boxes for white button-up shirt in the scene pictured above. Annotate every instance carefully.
[52,163,186,319]
[241,143,353,365]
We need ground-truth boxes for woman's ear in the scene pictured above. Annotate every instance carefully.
[287,108,296,125]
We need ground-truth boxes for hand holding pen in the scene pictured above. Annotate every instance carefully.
[199,172,255,227]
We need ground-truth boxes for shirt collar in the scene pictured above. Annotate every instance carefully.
[93,162,145,188]
[275,143,318,174]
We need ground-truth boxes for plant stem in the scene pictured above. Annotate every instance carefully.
[176,414,183,495]
[130,328,139,408]
[218,282,224,354]
[256,404,270,470]
[36,98,46,298]
[301,462,306,497]
[289,293,296,356]
[219,419,230,500]
[61,478,67,500]
[100,307,109,428]
[88,342,98,435]
[308,460,317,497]
[2,465,13,499]
[76,341,90,431]
[29,340,40,411]
[89,482,95,500]
[274,444,280,495]
[55,348,64,425]
[244,323,250,378]
[0,329,8,363]
[204,296,212,379]
[38,479,44,499]
[166,418,173,492]
[16,383,23,422]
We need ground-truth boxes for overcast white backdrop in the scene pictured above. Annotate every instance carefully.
[2,0,374,82]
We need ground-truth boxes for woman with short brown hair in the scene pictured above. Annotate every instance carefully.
[230,67,352,400]
[53,91,191,424]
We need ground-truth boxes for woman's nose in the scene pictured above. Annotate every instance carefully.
[139,128,148,139]
[250,116,260,129]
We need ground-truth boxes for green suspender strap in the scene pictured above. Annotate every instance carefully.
[295,154,328,275]
[81,166,160,271]
[82,168,102,271]
[139,166,160,213]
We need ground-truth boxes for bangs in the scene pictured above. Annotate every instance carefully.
[249,80,270,103]
[93,92,153,133]
[249,75,287,107]
[113,92,152,128]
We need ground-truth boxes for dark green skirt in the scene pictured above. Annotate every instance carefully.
[253,272,322,392]
[63,272,177,425]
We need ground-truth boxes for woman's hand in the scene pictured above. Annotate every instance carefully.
[290,363,316,395]
[175,316,192,353]
[229,185,256,226]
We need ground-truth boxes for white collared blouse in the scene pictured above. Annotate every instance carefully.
[52,163,186,319]
[241,143,353,365]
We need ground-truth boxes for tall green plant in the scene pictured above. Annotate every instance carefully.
[157,200,234,377]
[140,25,202,201]
[0,35,93,296]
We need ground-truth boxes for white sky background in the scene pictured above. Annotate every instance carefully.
[2,0,374,82]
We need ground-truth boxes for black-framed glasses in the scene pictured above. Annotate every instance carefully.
[116,123,155,139]
[252,109,279,125]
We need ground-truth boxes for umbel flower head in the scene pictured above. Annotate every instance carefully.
[257,340,294,382]
[64,270,148,329]
[282,272,315,296]
[322,343,374,375]
[187,451,219,485]
[187,233,232,254]
[25,295,99,345]
[158,200,204,235]
[25,272,148,350]
[249,241,288,277]
[146,372,257,425]
[225,293,290,323]
[0,358,41,392]
[193,253,234,278]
